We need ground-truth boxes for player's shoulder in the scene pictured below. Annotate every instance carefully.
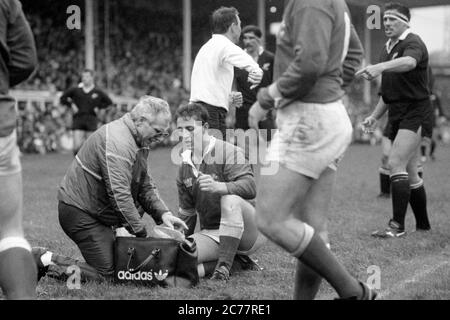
[262,50,274,60]
[287,0,342,22]
[290,0,338,12]
[64,86,80,95]
[215,139,247,162]
[93,87,107,95]
[405,32,426,46]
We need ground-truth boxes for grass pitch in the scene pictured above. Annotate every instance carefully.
[12,144,450,300]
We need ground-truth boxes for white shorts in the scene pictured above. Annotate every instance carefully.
[266,100,352,179]
[0,130,21,176]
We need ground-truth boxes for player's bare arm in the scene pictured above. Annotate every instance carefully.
[356,56,417,80]
[362,97,388,132]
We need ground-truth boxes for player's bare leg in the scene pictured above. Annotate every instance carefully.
[379,136,392,197]
[256,165,365,299]
[389,129,422,179]
[72,130,85,156]
[0,172,37,299]
[193,196,264,278]
[293,168,334,300]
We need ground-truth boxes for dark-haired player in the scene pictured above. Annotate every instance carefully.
[233,25,275,140]
[176,103,265,281]
[360,2,432,237]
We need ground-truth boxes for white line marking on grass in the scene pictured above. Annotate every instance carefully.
[378,260,450,299]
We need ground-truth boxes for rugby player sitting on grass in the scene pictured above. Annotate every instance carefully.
[175,103,266,281]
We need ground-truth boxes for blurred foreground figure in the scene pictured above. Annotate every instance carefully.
[0,0,38,299]
[248,0,375,300]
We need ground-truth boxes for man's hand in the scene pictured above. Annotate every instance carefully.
[71,103,79,114]
[356,64,384,81]
[437,116,447,126]
[248,101,269,129]
[361,116,377,134]
[161,212,188,231]
[229,91,243,109]
[134,226,147,238]
[197,173,228,195]
[248,68,263,89]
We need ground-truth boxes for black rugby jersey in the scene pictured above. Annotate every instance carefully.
[379,30,430,104]
[234,50,274,107]
[60,86,112,117]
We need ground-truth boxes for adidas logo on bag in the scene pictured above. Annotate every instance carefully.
[154,270,169,281]
[117,270,169,281]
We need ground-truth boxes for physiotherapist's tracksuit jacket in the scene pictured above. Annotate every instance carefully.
[58,113,169,235]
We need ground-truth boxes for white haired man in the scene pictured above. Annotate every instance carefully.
[33,96,187,283]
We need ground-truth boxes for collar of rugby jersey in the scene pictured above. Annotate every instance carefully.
[245,46,264,62]
[78,82,95,93]
[181,136,216,177]
[385,28,411,54]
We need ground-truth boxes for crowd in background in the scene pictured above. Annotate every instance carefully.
[15,9,189,153]
[12,6,449,154]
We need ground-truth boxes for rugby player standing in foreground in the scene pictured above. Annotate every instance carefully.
[248,0,373,300]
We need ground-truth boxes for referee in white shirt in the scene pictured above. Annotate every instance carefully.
[190,7,263,139]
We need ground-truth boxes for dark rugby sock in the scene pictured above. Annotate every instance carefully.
[430,140,436,157]
[409,181,431,230]
[379,167,391,195]
[217,236,241,271]
[0,247,37,299]
[298,233,361,299]
[390,173,410,229]
[421,145,426,157]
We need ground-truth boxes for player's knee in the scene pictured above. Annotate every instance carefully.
[387,155,404,172]
[255,214,286,243]
[220,195,241,211]
[220,195,244,221]
[255,214,273,239]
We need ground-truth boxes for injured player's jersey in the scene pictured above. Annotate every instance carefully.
[176,137,256,230]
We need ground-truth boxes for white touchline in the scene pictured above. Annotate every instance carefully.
[378,260,450,299]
